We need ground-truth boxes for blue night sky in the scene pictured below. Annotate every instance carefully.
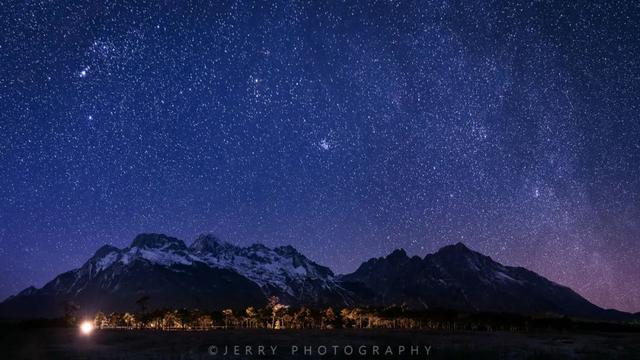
[1,1,639,312]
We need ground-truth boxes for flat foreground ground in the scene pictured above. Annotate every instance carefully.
[1,327,639,359]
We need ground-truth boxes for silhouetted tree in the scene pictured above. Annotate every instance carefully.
[266,296,288,329]
[62,301,80,326]
[245,306,258,328]
[294,307,312,328]
[94,311,107,329]
[196,314,213,329]
[222,309,234,329]
[321,307,336,329]
[162,310,180,329]
[122,312,136,328]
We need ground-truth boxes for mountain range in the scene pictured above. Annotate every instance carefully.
[0,233,635,321]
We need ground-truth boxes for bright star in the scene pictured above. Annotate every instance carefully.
[319,139,330,151]
[79,66,90,78]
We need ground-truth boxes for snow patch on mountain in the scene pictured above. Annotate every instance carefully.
[96,252,119,272]
[189,235,336,296]
[492,270,519,283]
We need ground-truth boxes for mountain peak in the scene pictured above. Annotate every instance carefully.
[91,244,120,259]
[190,234,234,253]
[436,242,474,254]
[130,233,186,250]
[430,242,487,264]
[387,248,408,260]
[274,245,300,256]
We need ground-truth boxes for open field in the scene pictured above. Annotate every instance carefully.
[1,327,639,359]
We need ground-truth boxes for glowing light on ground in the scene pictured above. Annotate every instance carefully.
[80,321,94,335]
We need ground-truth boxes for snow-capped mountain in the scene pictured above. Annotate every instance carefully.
[0,236,634,321]
[0,233,349,318]
[76,233,343,302]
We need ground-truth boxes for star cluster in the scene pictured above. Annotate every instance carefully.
[1,1,639,312]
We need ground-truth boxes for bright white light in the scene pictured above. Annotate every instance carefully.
[79,66,90,78]
[319,139,330,151]
[80,321,94,335]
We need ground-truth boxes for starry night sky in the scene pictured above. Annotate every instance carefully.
[1,1,639,312]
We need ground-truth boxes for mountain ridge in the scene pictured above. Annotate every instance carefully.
[0,234,635,321]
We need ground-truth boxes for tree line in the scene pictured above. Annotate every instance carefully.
[87,296,640,333]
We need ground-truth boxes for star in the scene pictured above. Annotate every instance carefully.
[78,66,90,78]
[318,139,331,151]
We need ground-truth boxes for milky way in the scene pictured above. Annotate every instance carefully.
[1,1,639,312]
